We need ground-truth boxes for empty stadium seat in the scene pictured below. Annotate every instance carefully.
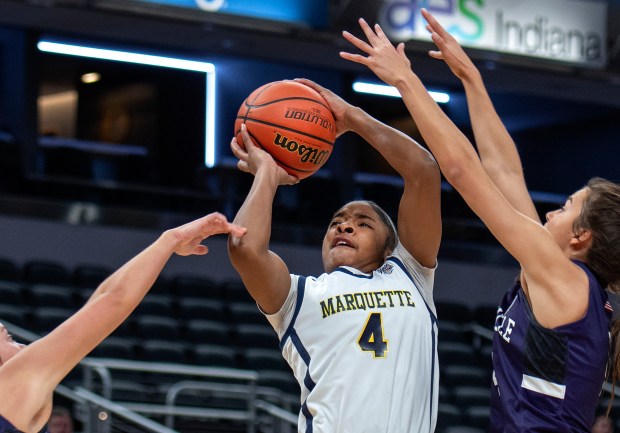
[0,281,24,305]
[257,369,299,395]
[177,297,226,322]
[438,321,472,345]
[191,344,238,368]
[228,302,267,326]
[89,336,137,360]
[435,403,465,432]
[32,306,74,333]
[0,257,19,281]
[132,315,182,341]
[72,264,112,288]
[171,274,220,298]
[464,405,491,430]
[442,365,490,388]
[184,319,231,346]
[442,427,487,433]
[0,304,28,327]
[435,301,473,324]
[28,283,77,309]
[133,293,174,316]
[233,324,280,350]
[452,386,491,409]
[242,348,289,372]
[22,260,70,285]
[473,304,498,328]
[220,280,254,304]
[438,341,477,367]
[139,340,190,363]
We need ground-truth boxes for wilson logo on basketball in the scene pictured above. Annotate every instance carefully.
[235,80,336,179]
[284,109,335,135]
[273,132,330,165]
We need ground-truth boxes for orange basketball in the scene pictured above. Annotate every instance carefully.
[234,80,336,179]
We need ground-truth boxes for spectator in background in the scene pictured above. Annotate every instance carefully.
[46,407,73,433]
[593,415,614,433]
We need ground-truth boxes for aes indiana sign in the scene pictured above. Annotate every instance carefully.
[378,0,608,68]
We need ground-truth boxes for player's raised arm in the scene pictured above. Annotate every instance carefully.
[296,78,441,268]
[0,213,245,432]
[421,9,539,222]
[228,124,299,314]
[339,17,592,327]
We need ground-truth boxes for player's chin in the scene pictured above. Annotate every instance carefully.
[326,250,355,269]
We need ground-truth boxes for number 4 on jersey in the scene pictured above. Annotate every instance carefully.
[358,312,388,358]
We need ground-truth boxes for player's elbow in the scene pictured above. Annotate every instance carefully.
[227,234,246,263]
[227,234,262,270]
[402,149,440,182]
[411,151,441,187]
[421,152,440,179]
[442,157,476,192]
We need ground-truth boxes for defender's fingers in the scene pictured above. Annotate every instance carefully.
[342,30,373,54]
[373,23,391,43]
[339,51,369,66]
[422,9,451,40]
[430,32,448,49]
[227,224,247,237]
[357,18,381,46]
[428,50,444,60]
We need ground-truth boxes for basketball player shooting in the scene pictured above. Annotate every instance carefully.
[228,78,443,433]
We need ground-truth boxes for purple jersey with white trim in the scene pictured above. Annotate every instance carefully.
[490,261,611,432]
[0,416,22,433]
[0,415,49,433]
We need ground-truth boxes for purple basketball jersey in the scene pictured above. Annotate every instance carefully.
[490,261,611,432]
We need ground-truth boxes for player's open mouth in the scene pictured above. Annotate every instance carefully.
[332,238,353,248]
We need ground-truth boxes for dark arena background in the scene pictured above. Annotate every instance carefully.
[0,0,619,432]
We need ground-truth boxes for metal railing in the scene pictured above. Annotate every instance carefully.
[3,321,298,432]
[80,358,260,433]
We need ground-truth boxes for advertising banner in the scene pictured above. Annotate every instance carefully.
[378,0,608,68]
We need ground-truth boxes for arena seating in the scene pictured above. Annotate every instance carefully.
[3,257,617,432]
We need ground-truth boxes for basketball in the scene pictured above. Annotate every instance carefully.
[234,80,336,179]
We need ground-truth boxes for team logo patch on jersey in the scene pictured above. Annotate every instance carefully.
[377,263,394,275]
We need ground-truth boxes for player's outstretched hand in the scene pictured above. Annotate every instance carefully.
[230,123,298,185]
[422,8,479,82]
[340,18,412,89]
[170,212,247,256]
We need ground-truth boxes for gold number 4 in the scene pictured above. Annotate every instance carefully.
[357,312,388,358]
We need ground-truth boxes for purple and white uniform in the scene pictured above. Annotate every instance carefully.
[491,260,611,432]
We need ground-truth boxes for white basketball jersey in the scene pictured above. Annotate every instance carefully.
[266,242,438,433]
